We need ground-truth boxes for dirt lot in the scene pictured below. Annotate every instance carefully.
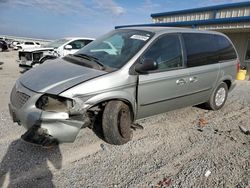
[0,50,250,188]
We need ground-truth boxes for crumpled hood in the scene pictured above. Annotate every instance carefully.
[20,47,54,52]
[19,58,107,95]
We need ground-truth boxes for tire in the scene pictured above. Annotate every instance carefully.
[0,47,2,52]
[102,101,133,145]
[205,82,228,110]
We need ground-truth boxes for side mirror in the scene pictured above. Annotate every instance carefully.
[135,58,158,74]
[64,45,72,50]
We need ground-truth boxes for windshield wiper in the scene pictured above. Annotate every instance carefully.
[72,53,106,70]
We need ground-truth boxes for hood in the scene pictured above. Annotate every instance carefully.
[19,58,107,95]
[20,47,54,52]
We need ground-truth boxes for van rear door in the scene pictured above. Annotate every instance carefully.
[182,33,220,105]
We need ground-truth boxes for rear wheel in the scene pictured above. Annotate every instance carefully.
[205,82,228,110]
[102,101,133,145]
[0,47,3,52]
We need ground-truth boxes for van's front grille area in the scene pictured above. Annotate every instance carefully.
[10,87,30,109]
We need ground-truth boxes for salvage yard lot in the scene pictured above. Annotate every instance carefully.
[0,51,250,187]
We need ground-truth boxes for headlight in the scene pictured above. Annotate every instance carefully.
[36,94,73,112]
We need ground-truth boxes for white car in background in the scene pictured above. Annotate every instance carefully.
[18,37,94,69]
[91,41,118,55]
[15,41,41,50]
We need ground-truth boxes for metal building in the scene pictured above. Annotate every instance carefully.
[150,1,250,74]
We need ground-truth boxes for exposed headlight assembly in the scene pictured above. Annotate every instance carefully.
[36,94,74,112]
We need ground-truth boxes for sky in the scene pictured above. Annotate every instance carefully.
[0,0,247,39]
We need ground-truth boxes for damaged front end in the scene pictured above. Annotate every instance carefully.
[36,94,93,142]
[9,83,93,146]
[9,60,108,146]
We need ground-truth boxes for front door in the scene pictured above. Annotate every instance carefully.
[136,34,190,119]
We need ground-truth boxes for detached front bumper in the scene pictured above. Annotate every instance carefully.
[9,82,87,143]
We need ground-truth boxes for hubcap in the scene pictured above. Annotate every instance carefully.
[215,87,226,107]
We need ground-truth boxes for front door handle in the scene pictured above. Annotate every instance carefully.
[176,79,187,85]
[189,76,198,83]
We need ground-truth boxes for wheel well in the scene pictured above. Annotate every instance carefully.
[223,80,231,89]
[89,99,135,121]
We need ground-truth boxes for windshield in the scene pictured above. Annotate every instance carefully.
[75,29,154,69]
[43,39,70,48]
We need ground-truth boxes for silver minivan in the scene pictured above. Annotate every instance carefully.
[9,27,238,146]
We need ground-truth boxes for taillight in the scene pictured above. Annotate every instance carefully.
[236,59,240,72]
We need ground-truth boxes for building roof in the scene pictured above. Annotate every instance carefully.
[151,1,250,18]
[116,16,250,29]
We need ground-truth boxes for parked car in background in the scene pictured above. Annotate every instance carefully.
[15,41,41,50]
[2,38,13,48]
[9,27,238,146]
[13,41,21,50]
[9,40,18,48]
[18,37,94,69]
[91,41,118,55]
[0,40,8,52]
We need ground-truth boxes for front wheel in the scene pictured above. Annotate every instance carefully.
[102,101,133,145]
[205,82,228,110]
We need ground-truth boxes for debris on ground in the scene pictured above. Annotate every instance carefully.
[155,177,172,187]
[198,118,208,127]
[205,170,211,177]
[131,123,144,130]
[239,125,250,135]
[100,143,109,151]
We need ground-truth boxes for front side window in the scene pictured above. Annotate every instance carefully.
[75,29,154,69]
[141,34,183,71]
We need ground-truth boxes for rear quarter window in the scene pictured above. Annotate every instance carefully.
[215,35,237,62]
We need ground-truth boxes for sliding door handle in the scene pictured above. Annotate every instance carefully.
[189,77,198,83]
[176,79,187,85]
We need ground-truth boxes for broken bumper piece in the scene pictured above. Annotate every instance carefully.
[21,122,59,148]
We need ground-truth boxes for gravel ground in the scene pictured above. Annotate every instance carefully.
[0,50,250,188]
